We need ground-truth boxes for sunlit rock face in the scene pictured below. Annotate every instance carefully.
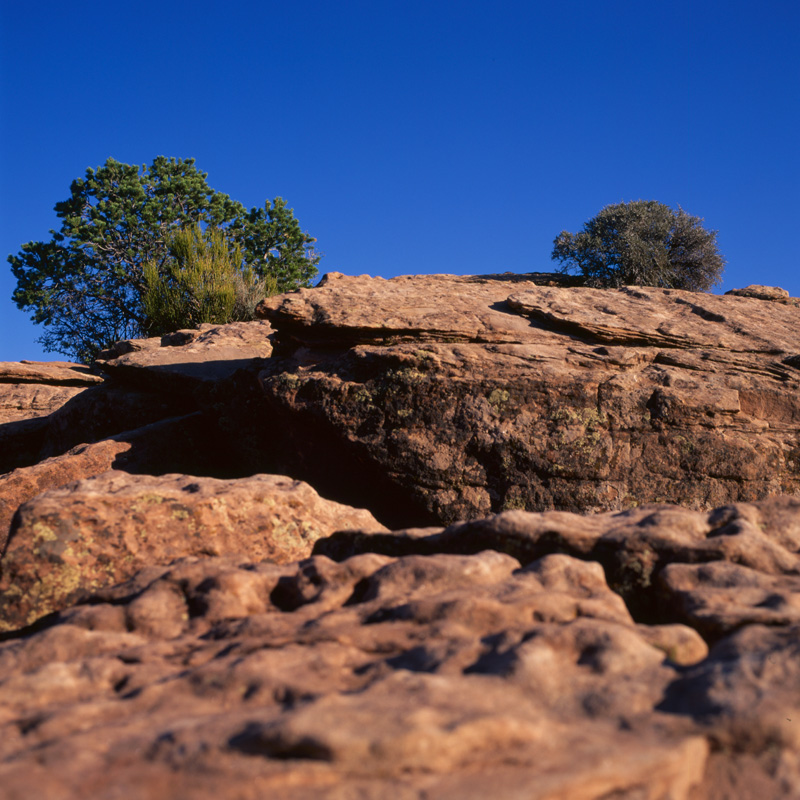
[0,275,799,797]
[253,274,800,525]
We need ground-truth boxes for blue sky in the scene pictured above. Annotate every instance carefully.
[1,0,798,362]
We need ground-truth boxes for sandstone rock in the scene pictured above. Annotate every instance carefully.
[2,274,800,797]
[95,320,273,391]
[0,413,224,553]
[0,383,87,427]
[0,361,103,425]
[316,495,800,637]
[32,384,193,464]
[724,284,791,302]
[0,361,106,472]
[0,547,714,799]
[3,490,800,797]
[249,274,800,524]
[0,361,195,475]
[0,490,797,795]
[0,360,103,389]
[0,470,387,630]
[0,321,274,477]
[95,336,163,360]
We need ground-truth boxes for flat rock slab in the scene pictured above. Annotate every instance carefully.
[0,470,386,631]
[258,272,556,345]
[0,361,102,426]
[249,274,800,524]
[0,361,103,386]
[96,320,274,390]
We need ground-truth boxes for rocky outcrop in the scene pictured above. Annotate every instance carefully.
[0,471,386,631]
[1,497,800,797]
[0,361,105,475]
[316,495,800,640]
[0,361,102,425]
[0,320,277,547]
[1,273,800,797]
[724,284,792,303]
[0,413,220,552]
[95,319,273,392]
[250,274,800,525]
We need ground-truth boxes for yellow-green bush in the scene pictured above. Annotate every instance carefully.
[142,225,277,336]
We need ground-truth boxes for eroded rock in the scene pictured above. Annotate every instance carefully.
[0,414,219,552]
[0,470,386,630]
[317,495,800,638]
[0,361,106,474]
[1,274,800,797]
[724,284,791,303]
[95,320,274,392]
[0,547,717,799]
[250,274,800,524]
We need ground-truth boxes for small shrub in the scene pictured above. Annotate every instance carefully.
[142,224,276,336]
[552,201,725,291]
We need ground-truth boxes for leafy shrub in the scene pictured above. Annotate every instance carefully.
[551,201,725,291]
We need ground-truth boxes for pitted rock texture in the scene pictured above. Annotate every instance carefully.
[0,470,386,631]
[0,550,712,799]
[3,496,800,797]
[253,274,800,524]
[316,495,800,641]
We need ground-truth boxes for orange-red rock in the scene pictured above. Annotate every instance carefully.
[253,274,800,524]
[0,470,386,630]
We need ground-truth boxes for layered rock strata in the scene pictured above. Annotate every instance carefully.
[253,274,800,524]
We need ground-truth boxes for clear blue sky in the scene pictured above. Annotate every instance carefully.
[1,0,798,362]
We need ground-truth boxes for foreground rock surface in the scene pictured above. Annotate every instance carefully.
[0,471,386,631]
[252,274,800,524]
[2,497,800,797]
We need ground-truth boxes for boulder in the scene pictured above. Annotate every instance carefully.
[250,274,800,525]
[0,471,386,631]
[0,413,223,552]
[724,284,791,302]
